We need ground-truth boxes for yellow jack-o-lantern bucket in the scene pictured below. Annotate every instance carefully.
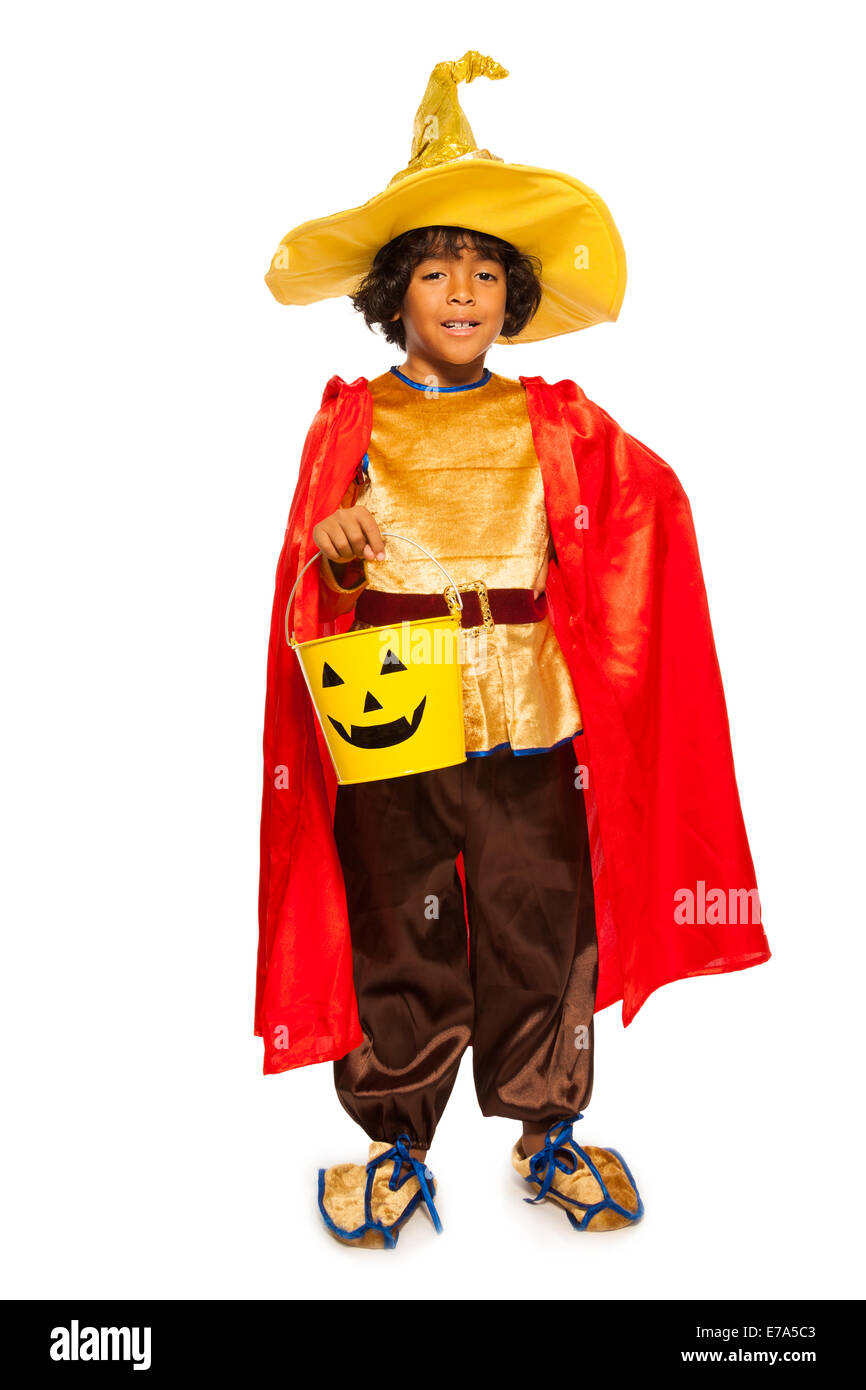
[286,533,491,785]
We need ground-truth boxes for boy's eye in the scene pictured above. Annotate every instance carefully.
[421,270,497,281]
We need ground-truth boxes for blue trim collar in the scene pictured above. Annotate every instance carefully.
[390,365,492,393]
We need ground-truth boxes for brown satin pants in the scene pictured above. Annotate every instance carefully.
[332,740,598,1150]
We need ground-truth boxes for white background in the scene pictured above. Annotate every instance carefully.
[2,1,864,1301]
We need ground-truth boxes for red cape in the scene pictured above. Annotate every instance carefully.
[255,374,770,1075]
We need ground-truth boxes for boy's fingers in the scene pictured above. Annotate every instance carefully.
[532,551,549,600]
[316,522,352,562]
[355,508,386,561]
[314,507,386,563]
[335,513,383,563]
[335,520,367,561]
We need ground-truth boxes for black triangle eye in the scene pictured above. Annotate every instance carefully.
[322,662,344,687]
[380,649,407,674]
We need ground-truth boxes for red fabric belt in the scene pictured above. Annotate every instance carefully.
[354,586,548,628]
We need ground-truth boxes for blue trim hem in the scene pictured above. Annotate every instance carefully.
[466,729,583,758]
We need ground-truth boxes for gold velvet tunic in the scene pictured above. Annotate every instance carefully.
[321,366,583,756]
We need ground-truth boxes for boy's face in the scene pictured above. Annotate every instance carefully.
[391,243,507,367]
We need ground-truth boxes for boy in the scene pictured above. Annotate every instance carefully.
[257,53,769,1249]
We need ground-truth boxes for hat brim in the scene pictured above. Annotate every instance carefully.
[265,159,626,344]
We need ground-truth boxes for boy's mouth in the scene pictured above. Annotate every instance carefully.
[440,319,481,336]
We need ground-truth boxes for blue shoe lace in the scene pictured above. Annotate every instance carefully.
[522,1114,644,1230]
[318,1133,443,1250]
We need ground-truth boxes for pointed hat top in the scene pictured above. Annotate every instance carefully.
[387,51,507,187]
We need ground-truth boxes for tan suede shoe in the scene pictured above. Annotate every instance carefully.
[512,1115,644,1231]
[318,1134,443,1249]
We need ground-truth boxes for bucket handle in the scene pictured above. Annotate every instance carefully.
[284,532,465,647]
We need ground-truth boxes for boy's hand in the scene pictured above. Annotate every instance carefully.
[313,505,386,564]
[532,535,555,600]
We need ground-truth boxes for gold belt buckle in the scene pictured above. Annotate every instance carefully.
[443,579,495,638]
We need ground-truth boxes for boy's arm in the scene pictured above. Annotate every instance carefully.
[317,472,370,618]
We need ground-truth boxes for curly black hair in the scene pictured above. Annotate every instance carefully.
[350,224,543,349]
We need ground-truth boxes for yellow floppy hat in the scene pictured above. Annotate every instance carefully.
[265,51,626,345]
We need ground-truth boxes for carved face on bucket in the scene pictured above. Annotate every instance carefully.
[302,622,464,783]
[321,647,427,749]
